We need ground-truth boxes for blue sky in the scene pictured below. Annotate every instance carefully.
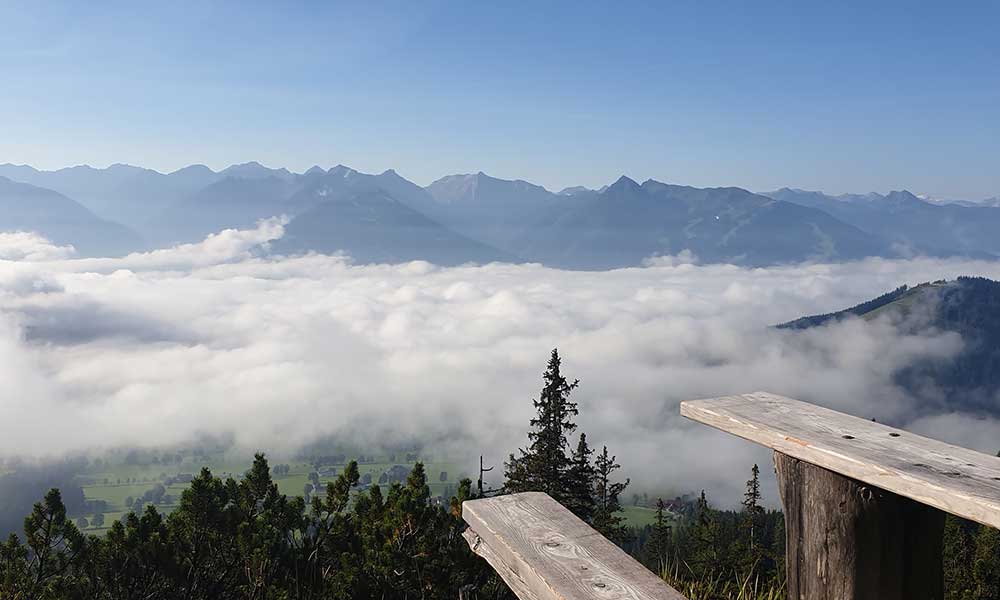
[1,1,997,198]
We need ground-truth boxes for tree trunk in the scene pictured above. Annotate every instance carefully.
[775,451,944,600]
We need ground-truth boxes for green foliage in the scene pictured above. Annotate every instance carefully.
[503,348,630,541]
[645,498,671,572]
[504,348,579,503]
[0,455,497,599]
[592,446,629,543]
[563,433,596,522]
[972,523,1000,600]
[652,465,785,596]
[944,514,976,599]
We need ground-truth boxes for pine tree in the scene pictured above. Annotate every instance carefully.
[22,488,85,592]
[504,348,579,504]
[592,446,629,544]
[742,464,763,551]
[645,498,672,573]
[687,490,721,578]
[564,433,596,522]
[739,464,766,576]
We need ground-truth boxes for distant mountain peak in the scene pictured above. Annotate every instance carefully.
[170,164,214,174]
[557,186,593,196]
[605,175,641,193]
[304,165,326,175]
[328,164,358,178]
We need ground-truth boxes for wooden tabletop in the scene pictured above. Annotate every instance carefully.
[681,391,1000,529]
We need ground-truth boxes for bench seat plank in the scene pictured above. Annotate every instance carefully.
[463,491,687,600]
[681,391,1000,529]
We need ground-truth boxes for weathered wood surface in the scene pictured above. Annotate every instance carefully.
[681,392,1000,529]
[462,492,687,600]
[776,452,944,600]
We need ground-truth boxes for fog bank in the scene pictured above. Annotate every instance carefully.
[3,222,1000,505]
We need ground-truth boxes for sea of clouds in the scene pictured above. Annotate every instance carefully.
[3,219,1000,506]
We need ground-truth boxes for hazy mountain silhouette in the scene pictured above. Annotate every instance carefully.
[512,177,890,269]
[422,172,567,252]
[0,176,143,256]
[0,163,223,230]
[270,189,511,266]
[766,188,1000,259]
[3,161,997,268]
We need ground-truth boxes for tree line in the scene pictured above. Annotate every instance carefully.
[0,455,505,599]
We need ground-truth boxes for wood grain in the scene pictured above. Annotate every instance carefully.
[463,492,687,600]
[462,528,543,600]
[681,392,1000,529]
[775,452,944,600]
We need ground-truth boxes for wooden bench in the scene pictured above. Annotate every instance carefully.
[462,491,687,599]
[461,392,1000,599]
[682,391,1000,600]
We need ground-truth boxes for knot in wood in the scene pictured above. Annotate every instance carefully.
[857,485,874,502]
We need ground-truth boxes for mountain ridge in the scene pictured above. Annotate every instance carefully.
[1,161,998,268]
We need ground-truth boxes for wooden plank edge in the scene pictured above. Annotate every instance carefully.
[680,396,1000,530]
[463,528,543,600]
[464,494,689,600]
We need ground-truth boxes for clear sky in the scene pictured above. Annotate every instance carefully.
[1,1,998,198]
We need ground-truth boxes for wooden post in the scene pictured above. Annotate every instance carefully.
[681,393,1000,600]
[775,452,944,600]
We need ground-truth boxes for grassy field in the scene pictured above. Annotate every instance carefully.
[622,505,673,528]
[75,455,462,534]
[73,450,655,534]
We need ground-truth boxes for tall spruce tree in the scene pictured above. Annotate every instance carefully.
[687,490,721,577]
[565,433,596,522]
[592,446,629,543]
[645,498,672,574]
[742,464,763,552]
[739,463,766,577]
[504,348,579,505]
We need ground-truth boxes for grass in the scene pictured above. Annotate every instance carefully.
[621,505,671,528]
[660,560,785,600]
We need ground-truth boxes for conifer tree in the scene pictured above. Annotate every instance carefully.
[687,490,721,577]
[504,349,579,504]
[22,488,85,594]
[592,446,629,543]
[742,464,763,551]
[564,433,596,522]
[646,498,672,573]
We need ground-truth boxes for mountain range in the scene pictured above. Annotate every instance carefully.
[1,162,998,267]
[764,188,1000,259]
[0,176,142,256]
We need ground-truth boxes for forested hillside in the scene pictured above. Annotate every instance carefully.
[781,277,1000,416]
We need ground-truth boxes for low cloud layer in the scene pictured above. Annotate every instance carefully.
[3,222,1000,506]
